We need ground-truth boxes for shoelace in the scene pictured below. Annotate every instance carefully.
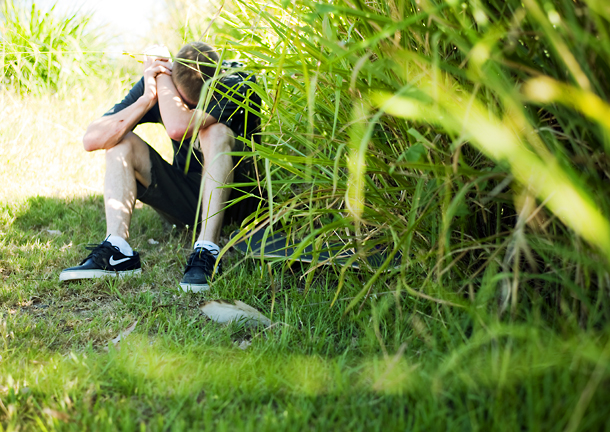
[185,248,221,275]
[80,242,119,265]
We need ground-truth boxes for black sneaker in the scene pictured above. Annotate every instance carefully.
[180,247,222,293]
[59,241,142,282]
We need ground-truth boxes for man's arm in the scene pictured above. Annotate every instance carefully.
[82,58,171,152]
[156,74,218,142]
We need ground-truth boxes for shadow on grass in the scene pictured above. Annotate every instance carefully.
[2,196,610,431]
[0,194,185,304]
[6,195,167,242]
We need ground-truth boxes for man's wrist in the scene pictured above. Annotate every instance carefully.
[139,94,156,111]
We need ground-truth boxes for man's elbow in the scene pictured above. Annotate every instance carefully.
[166,126,189,142]
[83,133,96,152]
[82,131,106,152]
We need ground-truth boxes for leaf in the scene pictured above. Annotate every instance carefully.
[237,340,252,350]
[45,229,62,236]
[110,320,138,345]
[147,238,159,245]
[404,143,425,163]
[143,44,170,60]
[200,300,271,327]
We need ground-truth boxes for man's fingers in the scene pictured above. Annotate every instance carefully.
[153,58,173,70]
[143,55,153,69]
[153,64,172,75]
[146,59,172,73]
[144,63,172,79]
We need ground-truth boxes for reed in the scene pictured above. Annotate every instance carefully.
[216,0,610,324]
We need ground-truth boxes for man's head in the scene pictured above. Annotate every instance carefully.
[172,42,220,107]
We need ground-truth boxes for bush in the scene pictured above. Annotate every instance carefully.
[220,0,610,324]
[0,0,105,94]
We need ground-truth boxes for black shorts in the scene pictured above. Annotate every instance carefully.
[136,145,258,229]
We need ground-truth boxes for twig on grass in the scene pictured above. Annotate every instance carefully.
[251,321,293,340]
[106,303,174,348]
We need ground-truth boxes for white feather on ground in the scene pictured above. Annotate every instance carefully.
[200,300,271,327]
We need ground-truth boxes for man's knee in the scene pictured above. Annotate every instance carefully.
[104,133,152,185]
[105,133,148,163]
[106,134,134,160]
[199,123,235,156]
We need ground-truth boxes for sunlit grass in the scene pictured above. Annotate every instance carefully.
[0,80,173,202]
[1,0,97,94]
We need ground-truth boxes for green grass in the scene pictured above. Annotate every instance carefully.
[2,194,610,430]
[2,0,610,430]
[2,184,610,430]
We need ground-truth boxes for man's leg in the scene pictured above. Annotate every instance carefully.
[196,123,236,244]
[180,123,235,292]
[60,133,151,282]
[104,132,153,240]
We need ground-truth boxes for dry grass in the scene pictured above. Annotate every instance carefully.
[0,79,172,201]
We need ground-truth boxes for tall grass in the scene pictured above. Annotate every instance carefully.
[213,0,610,326]
[0,0,106,94]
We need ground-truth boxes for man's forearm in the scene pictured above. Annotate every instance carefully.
[156,74,216,142]
[83,95,154,152]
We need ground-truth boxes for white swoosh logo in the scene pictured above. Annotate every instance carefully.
[109,256,131,266]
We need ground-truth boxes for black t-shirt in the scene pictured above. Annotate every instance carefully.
[104,68,259,175]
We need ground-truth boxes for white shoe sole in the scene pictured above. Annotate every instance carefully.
[179,282,210,293]
[59,268,142,282]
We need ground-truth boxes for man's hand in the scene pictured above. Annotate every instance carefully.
[143,44,173,105]
[143,56,172,106]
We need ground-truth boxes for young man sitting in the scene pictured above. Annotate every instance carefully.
[59,42,258,292]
